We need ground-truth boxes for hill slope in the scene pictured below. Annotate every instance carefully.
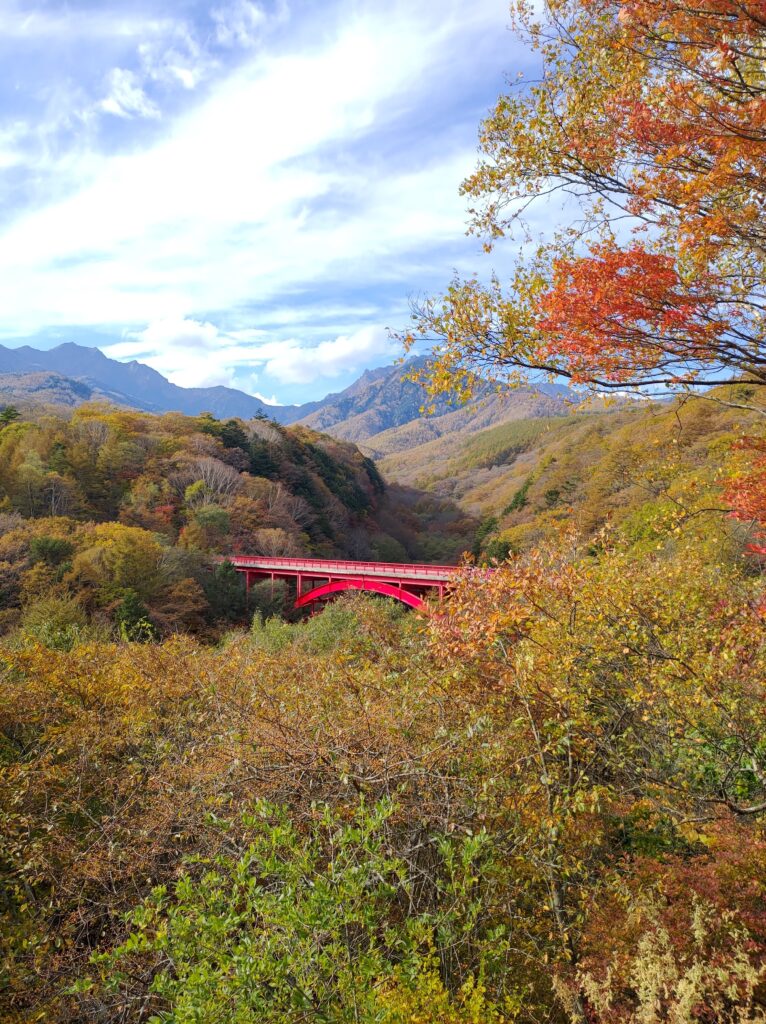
[0,372,138,409]
[360,389,571,459]
[376,386,763,561]
[0,404,475,637]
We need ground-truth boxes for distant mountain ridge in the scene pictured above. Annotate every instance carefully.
[296,357,451,440]
[0,342,303,422]
[296,357,572,451]
[0,371,136,409]
[0,343,571,448]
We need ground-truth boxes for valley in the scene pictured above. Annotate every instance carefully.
[3,3,766,1022]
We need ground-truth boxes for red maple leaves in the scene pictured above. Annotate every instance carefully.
[537,245,724,384]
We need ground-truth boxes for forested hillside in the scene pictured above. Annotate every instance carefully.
[380,386,763,561]
[0,403,472,641]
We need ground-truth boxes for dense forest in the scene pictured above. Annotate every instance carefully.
[3,1,766,1022]
[3,383,765,1022]
[0,403,472,642]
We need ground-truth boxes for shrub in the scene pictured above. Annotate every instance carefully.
[248,578,290,619]
[29,536,74,567]
[559,899,766,1024]
[96,799,513,1024]
[20,595,88,651]
[114,589,157,643]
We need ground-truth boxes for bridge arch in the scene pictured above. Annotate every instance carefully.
[293,578,426,611]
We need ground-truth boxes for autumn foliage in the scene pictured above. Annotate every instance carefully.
[537,246,725,385]
[406,0,766,394]
[3,522,766,1022]
[726,436,766,552]
[0,404,469,640]
[3,3,766,1022]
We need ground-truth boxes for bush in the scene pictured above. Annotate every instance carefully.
[20,595,88,651]
[561,899,766,1024]
[203,561,247,622]
[250,612,295,652]
[299,599,362,653]
[29,536,74,567]
[114,589,157,643]
[248,578,290,619]
[97,799,513,1024]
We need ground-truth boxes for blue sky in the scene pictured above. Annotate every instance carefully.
[0,0,536,405]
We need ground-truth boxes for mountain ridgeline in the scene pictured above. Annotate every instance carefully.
[0,342,303,421]
[0,343,571,442]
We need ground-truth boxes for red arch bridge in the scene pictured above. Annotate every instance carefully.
[228,556,463,612]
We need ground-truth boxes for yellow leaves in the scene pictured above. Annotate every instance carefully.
[405,0,766,403]
[377,967,519,1024]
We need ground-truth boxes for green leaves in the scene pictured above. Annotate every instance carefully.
[100,798,510,1024]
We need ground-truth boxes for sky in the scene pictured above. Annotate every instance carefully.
[0,0,536,405]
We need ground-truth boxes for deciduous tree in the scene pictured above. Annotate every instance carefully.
[406,0,766,398]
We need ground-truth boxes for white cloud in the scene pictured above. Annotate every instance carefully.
[0,0,521,401]
[102,318,395,390]
[212,0,286,47]
[135,316,223,353]
[0,4,174,41]
[137,30,209,91]
[252,390,282,406]
[0,123,27,171]
[104,317,235,387]
[0,6,493,324]
[262,326,395,384]
[99,68,161,119]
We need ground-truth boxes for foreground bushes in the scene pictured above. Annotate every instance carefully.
[2,540,766,1021]
[95,799,515,1024]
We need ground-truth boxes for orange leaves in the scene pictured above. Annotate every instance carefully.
[583,0,766,271]
[410,0,766,399]
[536,243,725,383]
[725,435,766,553]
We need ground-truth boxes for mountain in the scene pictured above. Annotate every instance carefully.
[0,343,302,422]
[0,372,141,409]
[377,387,759,563]
[358,389,573,459]
[296,358,436,439]
[296,356,571,444]
[0,344,570,445]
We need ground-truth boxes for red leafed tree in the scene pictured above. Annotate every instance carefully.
[403,0,766,534]
[406,0,766,395]
[726,437,766,552]
[537,246,726,386]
